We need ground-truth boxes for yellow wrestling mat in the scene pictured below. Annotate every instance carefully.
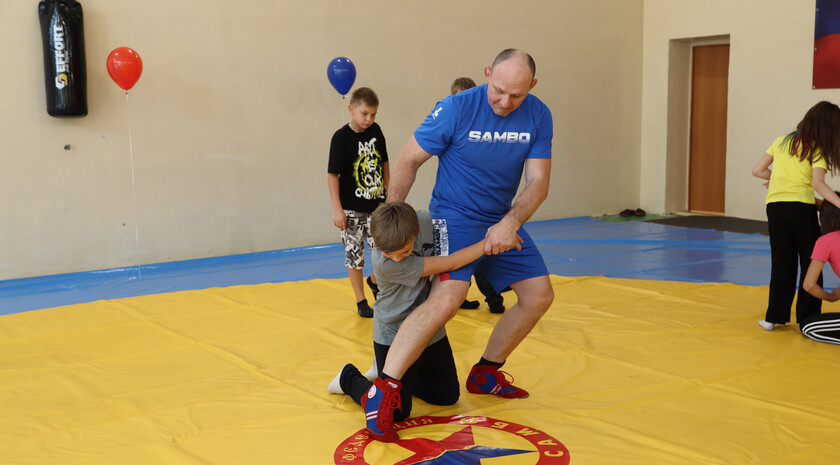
[2,275,840,464]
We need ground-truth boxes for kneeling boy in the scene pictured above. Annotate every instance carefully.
[328,201,489,442]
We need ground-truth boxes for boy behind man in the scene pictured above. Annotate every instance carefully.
[450,76,477,95]
[327,201,498,442]
[327,87,389,318]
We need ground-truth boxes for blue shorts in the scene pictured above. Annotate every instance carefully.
[432,217,548,291]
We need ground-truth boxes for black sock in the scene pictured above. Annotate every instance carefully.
[339,364,362,392]
[381,371,400,382]
[357,299,368,306]
[477,357,504,368]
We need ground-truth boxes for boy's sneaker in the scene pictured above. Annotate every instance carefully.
[466,364,529,398]
[361,377,402,442]
[366,276,379,300]
[357,299,373,318]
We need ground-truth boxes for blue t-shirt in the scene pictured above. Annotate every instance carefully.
[414,84,553,223]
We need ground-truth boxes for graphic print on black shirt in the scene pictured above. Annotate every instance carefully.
[353,137,385,200]
[328,123,388,213]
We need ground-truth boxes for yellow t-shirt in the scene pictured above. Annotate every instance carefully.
[765,134,827,204]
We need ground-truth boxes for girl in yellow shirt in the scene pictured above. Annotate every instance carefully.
[752,101,840,331]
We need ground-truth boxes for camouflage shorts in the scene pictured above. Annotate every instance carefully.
[341,210,375,269]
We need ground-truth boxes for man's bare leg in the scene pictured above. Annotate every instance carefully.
[381,277,470,379]
[481,275,554,363]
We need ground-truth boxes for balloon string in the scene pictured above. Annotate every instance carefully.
[125,92,142,280]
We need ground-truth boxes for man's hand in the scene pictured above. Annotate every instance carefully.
[484,219,524,255]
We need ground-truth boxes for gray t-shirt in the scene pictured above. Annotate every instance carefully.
[372,210,447,346]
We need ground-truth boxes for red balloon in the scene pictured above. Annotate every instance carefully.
[106,47,143,91]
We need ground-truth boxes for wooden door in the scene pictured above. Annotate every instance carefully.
[688,44,729,215]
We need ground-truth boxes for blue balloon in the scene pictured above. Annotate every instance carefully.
[327,57,356,96]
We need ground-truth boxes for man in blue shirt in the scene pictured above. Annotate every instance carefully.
[362,49,555,441]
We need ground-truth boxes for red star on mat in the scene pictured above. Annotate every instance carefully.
[393,426,476,464]
[391,426,532,464]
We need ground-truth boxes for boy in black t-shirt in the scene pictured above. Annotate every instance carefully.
[327,87,389,318]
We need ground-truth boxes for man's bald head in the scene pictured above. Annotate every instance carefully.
[484,49,538,116]
[491,49,536,79]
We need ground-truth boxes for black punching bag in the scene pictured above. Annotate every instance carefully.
[39,0,87,117]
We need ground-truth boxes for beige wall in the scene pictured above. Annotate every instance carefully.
[1,0,643,280]
[11,1,839,282]
[642,0,840,220]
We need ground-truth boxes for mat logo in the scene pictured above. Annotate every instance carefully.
[468,131,531,144]
[334,415,569,464]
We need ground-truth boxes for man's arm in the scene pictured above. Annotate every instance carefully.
[387,135,433,202]
[485,157,551,255]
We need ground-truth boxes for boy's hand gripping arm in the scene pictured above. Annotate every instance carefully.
[420,235,523,278]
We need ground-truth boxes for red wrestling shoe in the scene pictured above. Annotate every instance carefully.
[466,364,529,398]
[361,377,402,442]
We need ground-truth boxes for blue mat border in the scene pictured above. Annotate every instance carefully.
[0,216,808,316]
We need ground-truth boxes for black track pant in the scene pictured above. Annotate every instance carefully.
[801,313,840,345]
[765,202,822,324]
[340,336,459,422]
[474,269,503,308]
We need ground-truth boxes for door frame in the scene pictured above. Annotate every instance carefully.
[665,35,730,214]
